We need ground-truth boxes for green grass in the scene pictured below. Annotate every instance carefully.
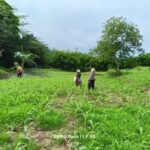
[0,67,150,149]
[12,133,39,150]
[36,110,66,130]
[71,101,150,150]
[0,133,12,146]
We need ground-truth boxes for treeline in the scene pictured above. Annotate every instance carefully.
[48,50,108,71]
[0,0,150,72]
[122,54,150,68]
[47,51,150,71]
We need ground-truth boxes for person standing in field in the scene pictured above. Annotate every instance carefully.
[16,65,23,78]
[88,65,96,90]
[74,69,82,86]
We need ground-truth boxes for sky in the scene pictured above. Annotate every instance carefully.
[6,0,150,53]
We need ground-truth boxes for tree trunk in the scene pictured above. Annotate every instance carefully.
[113,57,120,76]
[21,60,24,68]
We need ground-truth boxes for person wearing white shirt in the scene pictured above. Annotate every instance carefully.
[88,65,96,90]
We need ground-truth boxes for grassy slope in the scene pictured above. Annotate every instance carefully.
[0,68,150,149]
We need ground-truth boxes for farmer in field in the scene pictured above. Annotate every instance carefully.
[74,69,82,86]
[88,65,96,90]
[16,65,23,78]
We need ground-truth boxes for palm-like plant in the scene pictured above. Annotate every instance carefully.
[14,51,36,67]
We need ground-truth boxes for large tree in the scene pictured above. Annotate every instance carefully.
[92,17,143,74]
[0,0,20,66]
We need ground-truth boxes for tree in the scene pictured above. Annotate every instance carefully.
[14,51,36,68]
[0,0,20,66]
[92,17,143,74]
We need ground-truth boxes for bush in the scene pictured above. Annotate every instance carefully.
[107,69,123,77]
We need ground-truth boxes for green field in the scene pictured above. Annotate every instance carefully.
[0,68,150,150]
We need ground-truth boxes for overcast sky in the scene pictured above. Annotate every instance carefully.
[6,0,150,52]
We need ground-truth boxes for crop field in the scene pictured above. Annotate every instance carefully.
[0,67,150,150]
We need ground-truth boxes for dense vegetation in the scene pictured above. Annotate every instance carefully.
[48,50,108,71]
[0,68,150,149]
[48,51,150,71]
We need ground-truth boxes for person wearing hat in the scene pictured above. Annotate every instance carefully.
[74,69,82,86]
